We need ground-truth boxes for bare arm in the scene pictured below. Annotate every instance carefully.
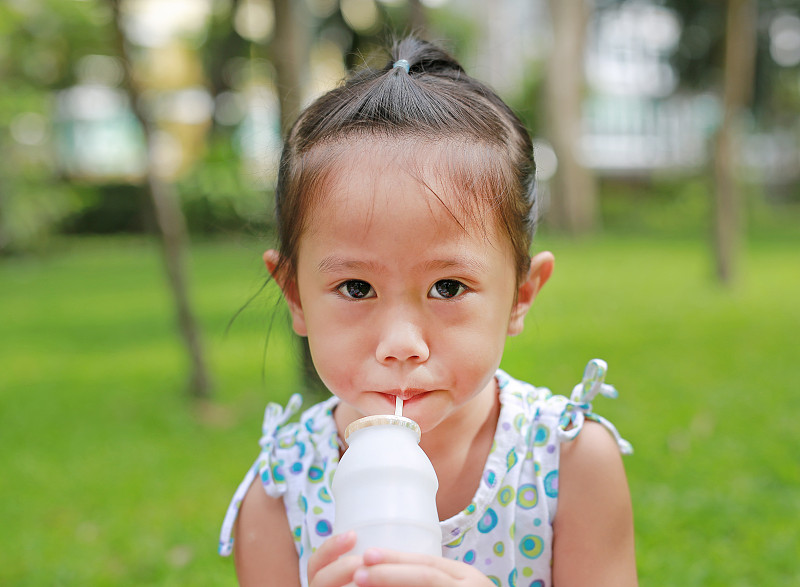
[234,478,363,587]
[553,421,638,587]
[234,478,301,587]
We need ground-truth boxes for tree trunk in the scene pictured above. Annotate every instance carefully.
[544,0,598,234]
[270,0,325,396]
[110,1,212,399]
[713,0,757,284]
[408,0,428,37]
[272,0,311,134]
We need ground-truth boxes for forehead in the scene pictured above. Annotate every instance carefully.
[300,137,508,240]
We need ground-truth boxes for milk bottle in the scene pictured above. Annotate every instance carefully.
[332,404,441,557]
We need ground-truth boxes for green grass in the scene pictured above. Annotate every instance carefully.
[1,233,798,585]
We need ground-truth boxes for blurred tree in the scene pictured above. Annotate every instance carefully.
[408,0,429,35]
[269,0,325,397]
[713,0,758,284]
[272,0,312,133]
[544,0,599,234]
[175,2,268,235]
[0,0,115,253]
[110,0,212,399]
[668,0,797,279]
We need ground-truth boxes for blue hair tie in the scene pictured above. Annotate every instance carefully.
[393,59,410,73]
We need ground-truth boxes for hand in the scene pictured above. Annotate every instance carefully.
[352,549,495,587]
[308,531,363,587]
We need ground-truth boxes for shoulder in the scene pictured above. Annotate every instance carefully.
[553,421,638,586]
[559,419,625,471]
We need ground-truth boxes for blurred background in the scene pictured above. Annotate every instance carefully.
[1,0,798,585]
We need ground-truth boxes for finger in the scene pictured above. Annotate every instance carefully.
[358,551,494,586]
[309,554,362,587]
[307,531,358,581]
[354,562,453,587]
[362,549,462,575]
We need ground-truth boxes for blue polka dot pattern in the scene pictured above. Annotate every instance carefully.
[498,486,515,506]
[477,508,498,533]
[544,470,559,498]
[484,470,497,487]
[315,519,332,537]
[318,486,332,503]
[519,535,544,559]
[516,484,538,509]
[534,424,549,446]
[506,448,519,471]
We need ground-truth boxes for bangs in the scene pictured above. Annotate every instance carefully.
[422,140,536,281]
[423,140,531,240]
[283,135,535,280]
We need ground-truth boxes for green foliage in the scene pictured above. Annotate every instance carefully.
[597,175,800,242]
[426,6,481,59]
[177,134,272,235]
[0,0,114,89]
[0,0,117,253]
[0,172,86,252]
[598,176,713,237]
[0,85,89,252]
[1,234,798,585]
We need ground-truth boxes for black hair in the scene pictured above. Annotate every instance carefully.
[272,37,538,285]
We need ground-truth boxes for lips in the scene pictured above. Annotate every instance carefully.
[379,389,430,402]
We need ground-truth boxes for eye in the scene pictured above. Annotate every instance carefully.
[338,280,375,300]
[429,279,467,299]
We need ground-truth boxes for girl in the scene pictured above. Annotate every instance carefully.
[219,38,637,587]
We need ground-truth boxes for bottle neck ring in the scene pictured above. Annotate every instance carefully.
[344,415,421,443]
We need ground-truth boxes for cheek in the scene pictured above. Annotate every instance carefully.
[436,303,510,367]
[307,341,348,392]
[305,317,366,388]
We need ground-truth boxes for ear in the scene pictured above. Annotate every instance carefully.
[507,251,554,336]
[263,249,307,336]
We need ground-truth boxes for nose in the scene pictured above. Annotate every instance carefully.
[375,310,430,364]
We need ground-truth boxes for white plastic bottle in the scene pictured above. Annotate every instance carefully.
[332,414,441,556]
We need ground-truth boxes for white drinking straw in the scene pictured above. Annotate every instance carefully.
[395,396,403,417]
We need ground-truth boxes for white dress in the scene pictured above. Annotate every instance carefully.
[219,360,632,587]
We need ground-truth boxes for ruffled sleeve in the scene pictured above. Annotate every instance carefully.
[218,393,304,556]
[556,359,633,455]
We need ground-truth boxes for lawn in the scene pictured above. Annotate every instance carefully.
[1,232,798,586]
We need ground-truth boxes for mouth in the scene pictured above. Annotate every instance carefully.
[379,389,431,404]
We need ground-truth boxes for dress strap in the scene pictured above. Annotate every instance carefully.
[557,359,633,455]
[260,393,303,447]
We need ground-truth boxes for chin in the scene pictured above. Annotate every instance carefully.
[407,402,451,432]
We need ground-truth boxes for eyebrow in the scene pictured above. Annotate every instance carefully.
[317,255,489,275]
[317,256,384,274]
[421,257,489,275]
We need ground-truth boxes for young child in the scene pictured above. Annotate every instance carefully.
[219,38,637,587]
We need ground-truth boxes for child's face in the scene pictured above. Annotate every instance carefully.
[270,142,549,433]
